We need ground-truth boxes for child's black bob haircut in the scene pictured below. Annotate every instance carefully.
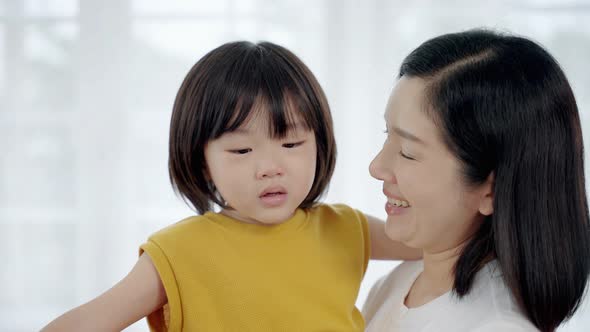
[168,41,336,214]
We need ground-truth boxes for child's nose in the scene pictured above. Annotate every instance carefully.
[256,158,284,179]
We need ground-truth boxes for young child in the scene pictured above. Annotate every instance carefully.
[42,41,420,331]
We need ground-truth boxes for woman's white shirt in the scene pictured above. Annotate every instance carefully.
[362,260,539,331]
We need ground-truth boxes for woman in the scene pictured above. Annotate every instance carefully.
[363,29,590,332]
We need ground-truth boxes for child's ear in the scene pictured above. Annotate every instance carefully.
[478,172,494,216]
[203,162,212,181]
[204,168,217,193]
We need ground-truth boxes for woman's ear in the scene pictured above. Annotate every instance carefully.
[478,172,495,216]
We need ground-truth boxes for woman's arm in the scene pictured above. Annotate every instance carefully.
[41,253,166,332]
[366,214,422,260]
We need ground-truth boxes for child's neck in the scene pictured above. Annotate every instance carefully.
[219,209,259,224]
[219,209,296,226]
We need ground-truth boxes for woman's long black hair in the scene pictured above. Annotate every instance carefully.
[399,29,590,332]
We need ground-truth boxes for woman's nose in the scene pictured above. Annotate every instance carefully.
[369,148,396,183]
[369,151,384,180]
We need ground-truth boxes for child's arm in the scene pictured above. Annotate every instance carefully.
[366,214,422,260]
[41,253,166,332]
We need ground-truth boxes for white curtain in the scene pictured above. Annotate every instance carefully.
[1,0,589,330]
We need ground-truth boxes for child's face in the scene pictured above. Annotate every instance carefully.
[204,110,317,225]
[369,77,492,253]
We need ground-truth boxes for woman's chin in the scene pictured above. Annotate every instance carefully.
[384,218,416,248]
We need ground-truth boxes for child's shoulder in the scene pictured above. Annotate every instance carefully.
[147,213,215,241]
[141,213,227,258]
[308,202,348,213]
[309,203,363,218]
[307,203,366,226]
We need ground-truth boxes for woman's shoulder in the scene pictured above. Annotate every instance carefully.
[371,260,423,293]
[362,260,423,321]
[454,260,538,331]
[471,316,539,332]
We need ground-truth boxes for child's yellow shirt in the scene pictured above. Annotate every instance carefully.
[139,203,370,331]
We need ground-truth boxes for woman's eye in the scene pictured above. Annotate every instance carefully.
[399,151,415,160]
[283,141,304,148]
[229,148,252,155]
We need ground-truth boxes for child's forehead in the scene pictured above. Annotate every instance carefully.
[230,116,307,137]
[227,98,311,134]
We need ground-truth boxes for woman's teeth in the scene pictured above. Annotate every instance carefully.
[389,199,410,207]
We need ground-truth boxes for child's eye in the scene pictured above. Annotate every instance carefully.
[228,148,252,155]
[283,141,305,148]
[399,151,415,160]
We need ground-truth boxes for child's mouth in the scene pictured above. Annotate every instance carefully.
[259,187,288,207]
[263,192,282,197]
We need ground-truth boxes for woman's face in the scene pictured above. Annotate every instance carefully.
[369,76,493,254]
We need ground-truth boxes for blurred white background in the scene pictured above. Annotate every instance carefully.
[1,0,589,331]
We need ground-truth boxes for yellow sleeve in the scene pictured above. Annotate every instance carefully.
[330,203,371,277]
[354,207,371,277]
[139,239,183,332]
